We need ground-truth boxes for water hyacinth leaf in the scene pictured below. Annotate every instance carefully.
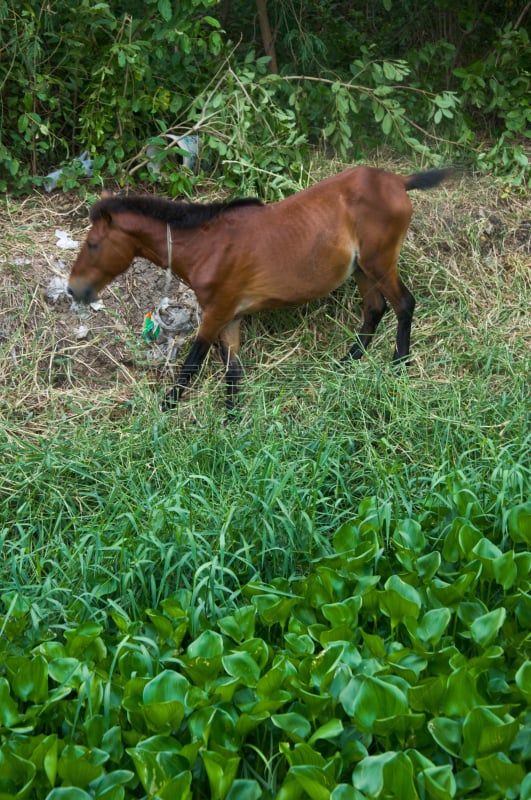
[507,501,531,544]
[333,522,360,554]
[428,717,463,757]
[360,630,386,657]
[322,597,362,628]
[417,765,456,800]
[207,707,240,752]
[252,594,298,627]
[256,664,288,701]
[443,667,488,716]
[127,736,189,794]
[225,779,262,800]
[285,632,315,655]
[47,657,83,687]
[201,749,240,800]
[520,773,531,800]
[272,712,312,741]
[450,485,483,520]
[64,622,107,662]
[413,607,452,645]
[455,767,481,795]
[515,661,531,702]
[10,655,48,703]
[353,751,418,799]
[187,630,224,660]
[475,753,525,792]
[281,742,327,768]
[57,745,105,786]
[0,678,19,727]
[372,712,425,742]
[392,518,426,552]
[308,718,344,745]
[0,749,36,797]
[312,566,348,602]
[145,609,174,641]
[308,643,346,690]
[289,765,333,799]
[492,550,518,590]
[472,536,503,566]
[515,551,531,581]
[239,637,270,668]
[222,652,261,685]
[462,707,520,763]
[330,784,362,799]
[218,606,256,643]
[183,630,224,683]
[31,734,59,787]
[235,710,270,737]
[429,572,476,605]
[441,518,480,562]
[141,670,189,731]
[45,790,92,800]
[388,651,427,682]
[409,677,446,715]
[379,575,421,623]
[92,769,135,793]
[155,771,193,800]
[415,551,441,581]
[457,601,488,628]
[470,607,506,648]
[341,675,408,729]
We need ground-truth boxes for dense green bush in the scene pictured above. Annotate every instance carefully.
[0,1,529,190]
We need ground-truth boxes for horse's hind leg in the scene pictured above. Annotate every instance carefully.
[343,269,388,360]
[346,250,415,364]
[390,278,415,363]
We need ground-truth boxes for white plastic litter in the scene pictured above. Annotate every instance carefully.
[44,151,94,192]
[55,230,79,250]
[75,325,89,340]
[46,275,70,303]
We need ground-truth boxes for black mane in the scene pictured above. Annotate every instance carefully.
[90,194,263,228]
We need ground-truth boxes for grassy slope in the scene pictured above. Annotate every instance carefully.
[0,167,529,619]
[0,165,530,798]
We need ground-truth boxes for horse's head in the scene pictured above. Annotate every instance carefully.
[68,196,137,304]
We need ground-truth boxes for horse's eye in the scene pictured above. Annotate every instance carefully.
[87,241,98,251]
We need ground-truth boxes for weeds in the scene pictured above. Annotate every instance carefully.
[0,164,529,797]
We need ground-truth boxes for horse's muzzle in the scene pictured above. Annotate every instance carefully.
[67,283,98,304]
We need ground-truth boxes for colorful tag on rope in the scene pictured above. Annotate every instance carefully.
[142,312,160,342]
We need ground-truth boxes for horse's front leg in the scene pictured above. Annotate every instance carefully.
[162,306,231,411]
[161,336,211,410]
[219,319,242,413]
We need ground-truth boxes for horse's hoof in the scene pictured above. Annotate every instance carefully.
[161,393,177,412]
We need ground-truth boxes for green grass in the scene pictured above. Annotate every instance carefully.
[0,165,529,798]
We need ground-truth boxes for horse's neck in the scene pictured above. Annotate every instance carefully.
[136,220,192,282]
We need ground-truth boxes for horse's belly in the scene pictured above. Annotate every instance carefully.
[233,249,358,317]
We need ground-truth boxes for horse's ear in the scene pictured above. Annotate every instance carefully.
[101,189,112,199]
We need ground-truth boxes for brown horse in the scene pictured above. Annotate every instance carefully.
[68,165,451,410]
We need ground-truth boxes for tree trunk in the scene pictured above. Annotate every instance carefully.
[256,0,278,74]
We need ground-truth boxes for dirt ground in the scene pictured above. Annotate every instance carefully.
[1,179,529,409]
[0,190,201,399]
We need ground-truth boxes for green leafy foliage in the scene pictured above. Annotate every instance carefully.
[0,490,528,798]
[1,1,529,193]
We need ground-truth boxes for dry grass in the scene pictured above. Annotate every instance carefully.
[0,165,529,432]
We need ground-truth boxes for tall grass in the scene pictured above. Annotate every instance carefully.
[0,166,529,628]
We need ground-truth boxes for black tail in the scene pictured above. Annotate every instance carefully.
[405,168,454,192]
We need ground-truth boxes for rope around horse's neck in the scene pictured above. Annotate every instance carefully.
[164,224,173,297]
